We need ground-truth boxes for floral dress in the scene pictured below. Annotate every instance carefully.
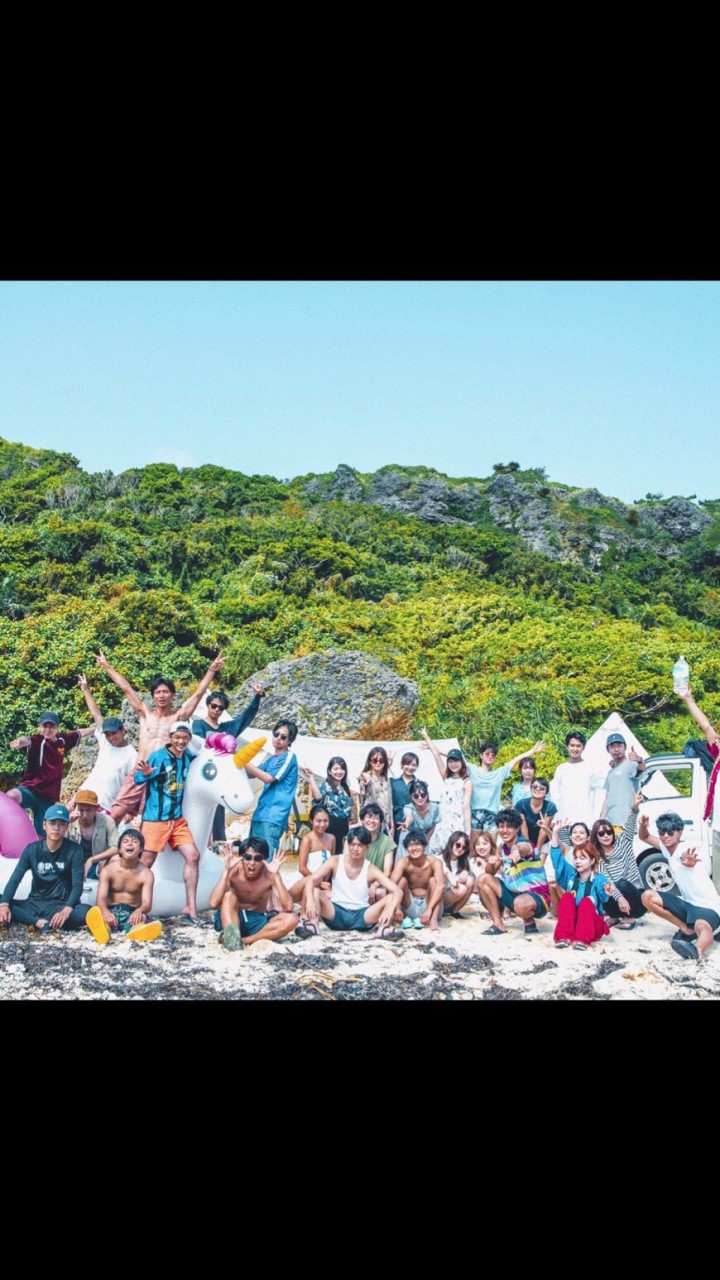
[429,777,467,855]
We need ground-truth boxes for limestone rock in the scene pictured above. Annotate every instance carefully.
[243,649,418,739]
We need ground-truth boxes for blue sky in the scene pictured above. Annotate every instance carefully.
[1,279,717,502]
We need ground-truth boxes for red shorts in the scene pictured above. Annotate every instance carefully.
[141,818,194,854]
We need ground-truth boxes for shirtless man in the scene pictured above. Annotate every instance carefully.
[93,649,224,822]
[85,828,162,944]
[391,828,445,930]
[209,835,299,949]
[299,825,404,940]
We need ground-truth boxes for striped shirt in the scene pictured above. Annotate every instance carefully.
[136,746,195,822]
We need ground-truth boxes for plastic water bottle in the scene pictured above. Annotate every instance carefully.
[673,655,689,694]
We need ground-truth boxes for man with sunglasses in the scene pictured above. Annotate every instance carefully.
[246,719,299,859]
[209,835,298,949]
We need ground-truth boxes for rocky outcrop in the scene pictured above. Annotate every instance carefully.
[638,497,713,542]
[245,649,418,739]
[305,464,363,502]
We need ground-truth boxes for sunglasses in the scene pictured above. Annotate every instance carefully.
[208,703,224,712]
[241,852,265,864]
[597,827,614,836]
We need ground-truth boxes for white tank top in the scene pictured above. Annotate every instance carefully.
[331,854,370,910]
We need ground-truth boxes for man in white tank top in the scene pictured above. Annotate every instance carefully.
[298,825,404,940]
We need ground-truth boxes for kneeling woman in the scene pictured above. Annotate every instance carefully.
[548,817,612,950]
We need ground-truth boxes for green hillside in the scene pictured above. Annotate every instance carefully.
[1,438,719,784]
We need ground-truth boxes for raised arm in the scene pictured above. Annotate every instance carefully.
[637,813,660,850]
[504,740,546,772]
[677,686,719,746]
[178,653,225,722]
[77,673,103,729]
[419,726,447,776]
[300,764,322,802]
[94,650,146,716]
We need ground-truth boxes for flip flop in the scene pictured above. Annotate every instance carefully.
[401,917,414,929]
[86,905,110,946]
[573,941,588,951]
[614,920,636,930]
[295,920,319,939]
[376,925,405,941]
[483,925,506,935]
[554,939,570,948]
[673,929,697,943]
[671,937,700,961]
[180,913,210,927]
[524,922,539,935]
[127,920,163,943]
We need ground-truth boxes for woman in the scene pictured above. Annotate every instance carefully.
[289,804,336,902]
[301,756,353,848]
[515,778,557,849]
[439,831,476,918]
[590,791,645,929]
[396,779,440,858]
[358,747,394,837]
[511,756,537,805]
[419,728,472,854]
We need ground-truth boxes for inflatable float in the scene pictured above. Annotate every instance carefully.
[0,734,267,917]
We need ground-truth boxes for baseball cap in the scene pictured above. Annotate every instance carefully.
[606,733,626,747]
[45,803,70,822]
[39,711,59,726]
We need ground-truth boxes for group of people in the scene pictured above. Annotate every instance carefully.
[2,652,720,967]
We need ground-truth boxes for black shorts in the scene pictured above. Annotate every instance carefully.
[659,893,720,933]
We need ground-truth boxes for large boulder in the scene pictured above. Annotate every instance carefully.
[243,649,418,739]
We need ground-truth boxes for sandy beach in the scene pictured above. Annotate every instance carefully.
[2,888,719,1001]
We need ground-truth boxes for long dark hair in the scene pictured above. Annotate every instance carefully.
[362,746,389,777]
[590,818,616,862]
[326,756,351,796]
[441,830,470,871]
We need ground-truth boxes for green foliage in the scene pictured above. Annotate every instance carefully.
[1,441,719,784]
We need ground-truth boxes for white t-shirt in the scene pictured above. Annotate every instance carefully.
[550,760,601,826]
[81,730,138,810]
[669,840,720,911]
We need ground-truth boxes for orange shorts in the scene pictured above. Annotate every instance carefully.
[141,818,194,854]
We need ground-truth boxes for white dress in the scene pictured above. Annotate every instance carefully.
[430,777,467,854]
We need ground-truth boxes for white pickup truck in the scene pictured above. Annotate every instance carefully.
[634,753,712,891]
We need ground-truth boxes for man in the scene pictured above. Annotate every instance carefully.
[676,684,720,892]
[359,802,397,889]
[600,732,644,832]
[0,803,89,932]
[134,721,203,925]
[390,752,421,830]
[466,739,545,830]
[85,828,162,944]
[209,836,298,949]
[550,730,602,829]
[640,811,720,962]
[392,828,445,930]
[93,648,224,822]
[5,711,95,834]
[76,673,138,820]
[246,719,299,858]
[69,788,119,880]
[300,825,404,940]
[477,807,551,936]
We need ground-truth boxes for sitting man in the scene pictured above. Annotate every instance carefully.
[5,711,95,835]
[300,825,403,940]
[85,828,162,944]
[360,802,397,900]
[391,827,446,930]
[477,807,551,936]
[135,721,203,925]
[0,803,89,933]
[68,788,119,881]
[640,811,720,962]
[209,836,299,949]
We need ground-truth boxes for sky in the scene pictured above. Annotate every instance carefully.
[0,279,718,503]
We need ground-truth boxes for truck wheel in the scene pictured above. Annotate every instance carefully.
[638,852,675,893]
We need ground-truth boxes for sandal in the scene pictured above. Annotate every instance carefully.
[671,937,700,961]
[295,920,319,939]
[573,941,588,951]
[614,919,637,930]
[376,925,405,942]
[483,925,506,935]
[554,939,570,949]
